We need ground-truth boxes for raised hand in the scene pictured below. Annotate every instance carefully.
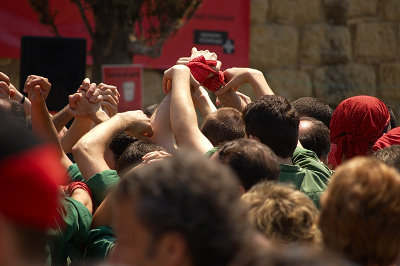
[97,83,120,117]
[120,110,154,141]
[24,75,51,102]
[142,150,171,164]
[0,72,11,99]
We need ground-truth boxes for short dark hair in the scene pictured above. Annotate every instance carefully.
[292,97,332,128]
[117,140,164,172]
[0,98,27,128]
[374,145,400,172]
[109,132,137,163]
[243,95,299,158]
[217,138,280,190]
[143,103,159,117]
[115,151,249,266]
[200,107,245,146]
[298,117,331,159]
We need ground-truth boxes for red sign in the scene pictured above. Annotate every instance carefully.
[102,65,143,112]
[0,0,249,69]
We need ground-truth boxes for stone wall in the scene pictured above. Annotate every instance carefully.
[251,0,400,116]
[1,0,399,115]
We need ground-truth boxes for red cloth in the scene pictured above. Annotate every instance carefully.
[329,96,390,166]
[187,55,226,92]
[0,145,67,231]
[373,127,400,151]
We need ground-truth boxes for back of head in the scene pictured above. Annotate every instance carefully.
[117,140,164,172]
[292,97,332,128]
[109,132,137,163]
[0,113,65,263]
[0,98,27,128]
[319,157,400,266]
[242,182,320,245]
[217,138,280,191]
[298,117,331,160]
[330,95,390,165]
[243,95,299,158]
[116,151,249,266]
[374,145,400,172]
[200,107,245,146]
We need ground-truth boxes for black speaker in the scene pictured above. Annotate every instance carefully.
[20,36,86,111]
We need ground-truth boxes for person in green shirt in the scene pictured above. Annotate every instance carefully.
[242,95,331,207]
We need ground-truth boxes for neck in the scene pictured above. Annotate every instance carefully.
[277,156,292,165]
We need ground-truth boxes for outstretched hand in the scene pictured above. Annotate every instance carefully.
[176,47,222,72]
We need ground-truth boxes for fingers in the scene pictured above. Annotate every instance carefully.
[0,81,10,98]
[86,82,97,100]
[236,91,252,105]
[191,47,198,55]
[0,72,10,86]
[81,78,91,91]
[68,93,82,110]
[215,84,232,96]
[176,57,191,65]
[89,87,102,103]
[162,68,172,94]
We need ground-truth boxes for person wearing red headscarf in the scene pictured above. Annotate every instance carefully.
[329,95,390,167]
[373,127,400,151]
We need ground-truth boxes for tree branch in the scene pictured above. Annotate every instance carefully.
[70,0,95,39]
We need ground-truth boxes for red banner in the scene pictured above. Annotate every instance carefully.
[102,65,143,112]
[0,0,249,69]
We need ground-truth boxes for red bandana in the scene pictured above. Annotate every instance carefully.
[373,127,400,151]
[329,96,390,166]
[187,55,226,92]
[0,145,67,231]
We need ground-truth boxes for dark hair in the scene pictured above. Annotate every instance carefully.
[217,138,280,190]
[109,132,137,163]
[292,97,332,129]
[200,107,245,146]
[385,104,397,130]
[117,140,164,172]
[243,95,299,158]
[374,145,400,172]
[143,103,159,117]
[298,117,331,159]
[115,151,249,266]
[0,98,28,128]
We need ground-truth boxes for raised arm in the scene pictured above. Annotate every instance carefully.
[24,75,72,169]
[167,65,213,153]
[215,68,274,111]
[149,93,176,153]
[72,110,153,180]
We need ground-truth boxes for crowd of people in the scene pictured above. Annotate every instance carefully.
[1,47,400,266]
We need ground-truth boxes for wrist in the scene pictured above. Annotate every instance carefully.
[92,109,109,124]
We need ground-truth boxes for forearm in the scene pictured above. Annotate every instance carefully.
[52,105,73,132]
[170,66,213,152]
[248,69,274,98]
[150,94,176,153]
[194,92,217,118]
[72,113,125,179]
[31,100,72,169]
[91,195,112,228]
[61,117,94,154]
[218,90,247,112]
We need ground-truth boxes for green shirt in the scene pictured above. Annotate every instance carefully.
[279,146,332,207]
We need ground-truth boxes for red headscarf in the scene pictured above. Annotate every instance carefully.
[0,145,67,231]
[373,127,400,151]
[329,96,390,166]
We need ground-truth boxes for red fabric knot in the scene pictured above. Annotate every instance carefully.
[187,55,226,92]
[329,95,390,167]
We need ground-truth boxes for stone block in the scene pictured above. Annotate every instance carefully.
[313,64,377,106]
[250,24,298,70]
[379,63,400,100]
[143,70,164,108]
[251,0,268,24]
[323,0,377,22]
[382,0,400,21]
[266,69,312,101]
[354,22,397,59]
[300,24,351,65]
[269,0,323,24]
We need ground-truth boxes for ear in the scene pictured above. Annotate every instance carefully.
[248,135,260,142]
[238,185,246,195]
[156,232,189,266]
